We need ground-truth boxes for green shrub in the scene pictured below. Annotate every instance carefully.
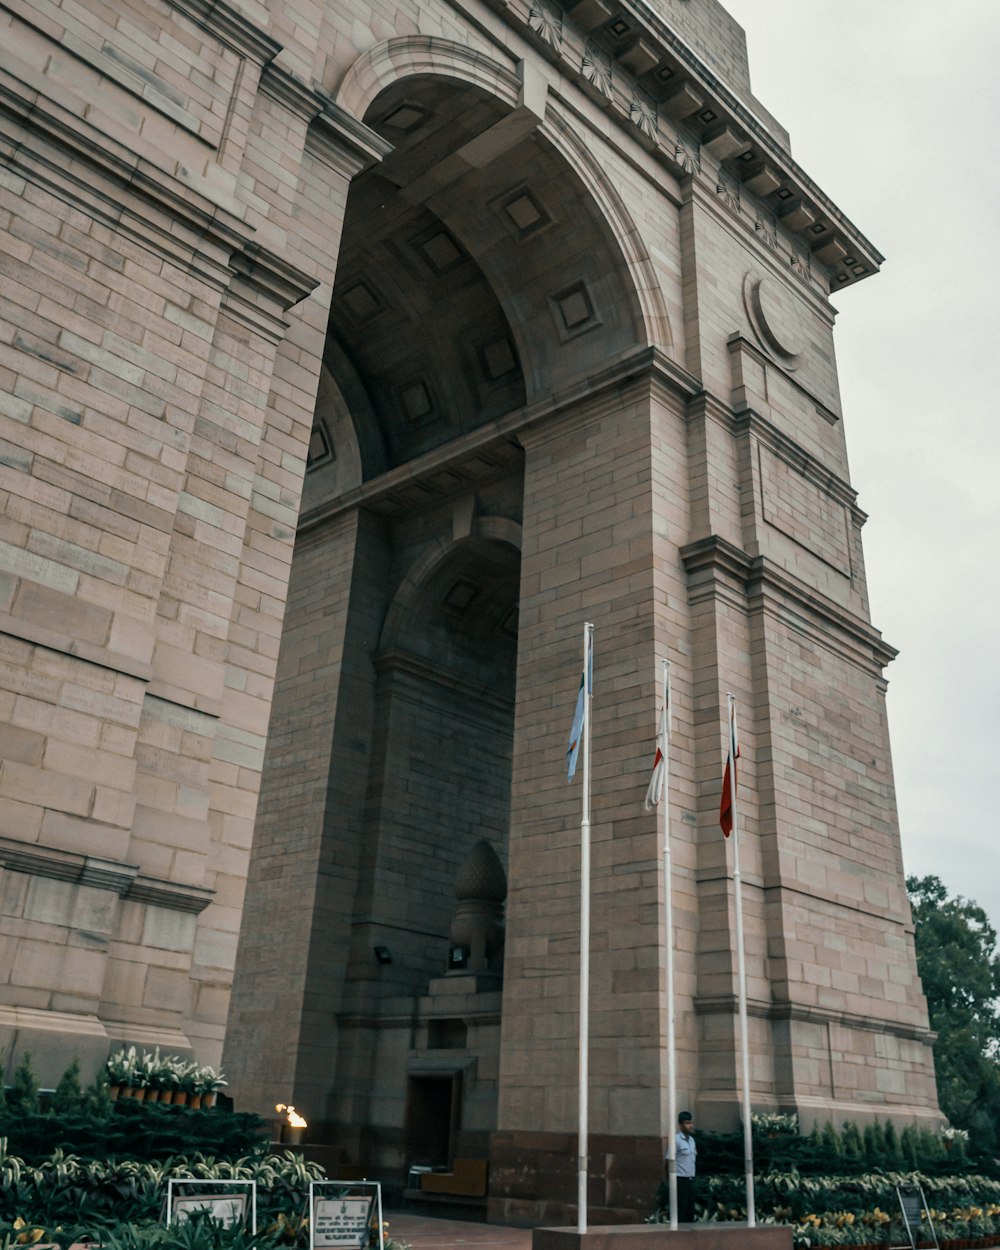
[0,1096,267,1166]
[0,1145,324,1234]
[659,1116,986,1185]
[6,1057,39,1116]
[51,1059,85,1115]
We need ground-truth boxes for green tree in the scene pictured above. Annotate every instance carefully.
[907,873,1000,1153]
[52,1057,85,1113]
[883,1119,903,1169]
[7,1053,40,1114]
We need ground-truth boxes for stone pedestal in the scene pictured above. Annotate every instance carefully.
[533,1225,792,1250]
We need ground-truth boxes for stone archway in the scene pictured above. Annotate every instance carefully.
[225,42,659,1174]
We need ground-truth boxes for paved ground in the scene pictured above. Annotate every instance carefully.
[385,1212,534,1250]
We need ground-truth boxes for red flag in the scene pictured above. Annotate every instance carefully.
[720,698,739,837]
[644,664,671,811]
[644,722,666,812]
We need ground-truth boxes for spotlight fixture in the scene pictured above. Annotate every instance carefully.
[374,946,392,965]
[449,945,469,970]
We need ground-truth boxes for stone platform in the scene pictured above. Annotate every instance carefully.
[533,1224,792,1250]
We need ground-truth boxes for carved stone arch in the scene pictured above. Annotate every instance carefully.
[379,534,452,656]
[543,103,673,353]
[379,517,522,657]
[331,36,672,356]
[331,34,521,119]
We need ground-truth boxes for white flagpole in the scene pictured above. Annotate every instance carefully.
[660,660,678,1230]
[578,622,594,1233]
[726,693,756,1227]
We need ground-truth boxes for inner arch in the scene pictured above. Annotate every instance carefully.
[318,72,657,484]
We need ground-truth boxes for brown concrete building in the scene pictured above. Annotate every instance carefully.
[0,0,939,1224]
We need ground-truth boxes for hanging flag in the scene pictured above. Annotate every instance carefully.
[720,697,739,837]
[566,632,593,781]
[643,680,669,811]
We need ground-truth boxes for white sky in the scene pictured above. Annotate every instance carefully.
[719,1,1000,933]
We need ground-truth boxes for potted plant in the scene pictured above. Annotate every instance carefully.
[198,1065,227,1109]
[130,1049,160,1102]
[104,1046,138,1100]
[141,1049,163,1103]
[154,1054,183,1105]
[186,1064,227,1109]
[179,1060,202,1109]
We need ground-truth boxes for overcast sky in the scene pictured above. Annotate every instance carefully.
[718,1,1000,933]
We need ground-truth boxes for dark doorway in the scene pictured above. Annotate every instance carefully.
[406,1072,462,1167]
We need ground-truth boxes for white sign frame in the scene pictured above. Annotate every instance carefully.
[166,1178,257,1233]
[309,1180,384,1250]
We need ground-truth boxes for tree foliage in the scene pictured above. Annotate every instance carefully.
[907,873,1000,1153]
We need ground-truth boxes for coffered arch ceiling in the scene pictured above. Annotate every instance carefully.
[380,529,522,699]
[323,74,652,479]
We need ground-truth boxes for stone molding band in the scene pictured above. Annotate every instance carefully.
[0,836,215,914]
[680,534,897,673]
[693,993,935,1046]
[0,67,318,310]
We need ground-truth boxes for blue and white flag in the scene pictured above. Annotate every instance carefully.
[566,632,593,781]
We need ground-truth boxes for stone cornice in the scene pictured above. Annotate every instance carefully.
[0,836,216,914]
[0,68,315,312]
[259,61,322,118]
[228,241,320,325]
[618,0,883,269]
[373,646,515,715]
[488,0,881,289]
[311,94,395,175]
[688,163,823,306]
[0,837,139,894]
[258,66,393,176]
[124,876,216,914]
[297,346,699,535]
[169,0,281,65]
[749,558,897,670]
[680,535,897,672]
[727,334,841,425]
[731,406,863,519]
[679,532,752,585]
[694,994,934,1046]
[0,70,245,261]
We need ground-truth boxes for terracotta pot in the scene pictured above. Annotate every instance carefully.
[202,1091,216,1108]
[108,1085,121,1102]
[173,1091,188,1107]
[188,1093,202,1110]
[132,1087,146,1101]
[159,1089,174,1105]
[146,1088,160,1103]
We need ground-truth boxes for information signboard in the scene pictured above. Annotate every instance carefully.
[173,1194,247,1228]
[309,1181,383,1250]
[166,1179,257,1234]
[313,1196,373,1248]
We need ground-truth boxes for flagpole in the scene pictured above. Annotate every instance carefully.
[727,692,756,1227]
[578,622,594,1233]
[660,660,678,1230]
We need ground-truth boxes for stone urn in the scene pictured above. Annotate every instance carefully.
[448,838,507,973]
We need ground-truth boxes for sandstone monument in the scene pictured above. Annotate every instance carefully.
[0,0,939,1223]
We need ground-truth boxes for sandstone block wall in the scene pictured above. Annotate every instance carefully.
[0,0,939,1227]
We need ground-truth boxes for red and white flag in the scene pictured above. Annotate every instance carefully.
[720,697,739,837]
[643,683,669,812]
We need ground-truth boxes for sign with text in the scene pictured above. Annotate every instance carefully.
[309,1181,383,1250]
[313,1196,372,1248]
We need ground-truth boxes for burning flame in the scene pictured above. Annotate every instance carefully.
[275,1103,308,1129]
